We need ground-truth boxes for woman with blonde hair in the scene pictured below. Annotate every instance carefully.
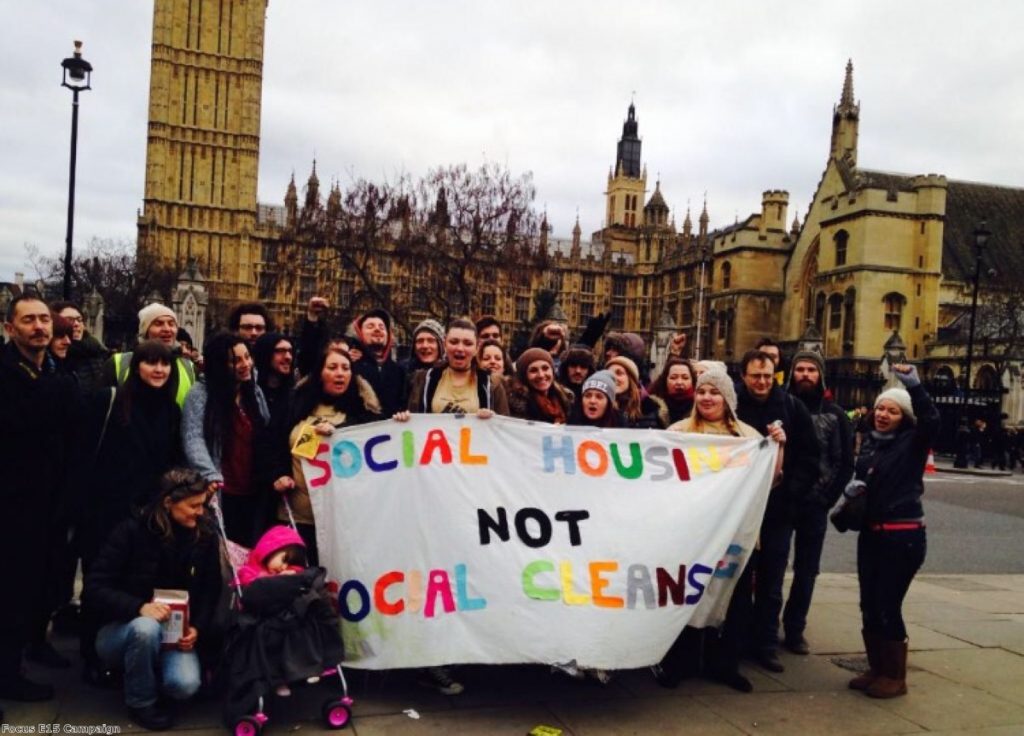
[657,369,782,692]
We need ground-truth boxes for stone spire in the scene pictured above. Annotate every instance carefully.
[571,212,582,259]
[839,59,856,112]
[831,60,860,165]
[303,160,320,212]
[683,206,693,238]
[699,197,709,239]
[326,181,341,223]
[284,172,298,226]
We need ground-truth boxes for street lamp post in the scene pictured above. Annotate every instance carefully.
[60,40,93,300]
[953,221,991,468]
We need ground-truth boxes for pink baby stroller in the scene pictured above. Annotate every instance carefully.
[212,496,353,734]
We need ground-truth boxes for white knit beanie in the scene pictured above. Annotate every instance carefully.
[875,387,915,423]
[138,302,177,339]
[696,369,738,413]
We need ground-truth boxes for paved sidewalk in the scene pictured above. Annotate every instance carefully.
[932,455,1014,478]
[3,573,1024,735]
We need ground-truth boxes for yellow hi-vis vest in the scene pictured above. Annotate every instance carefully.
[112,352,196,408]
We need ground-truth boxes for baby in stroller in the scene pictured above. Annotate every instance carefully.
[221,526,347,729]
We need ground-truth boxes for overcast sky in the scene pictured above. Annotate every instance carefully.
[2,1,1022,282]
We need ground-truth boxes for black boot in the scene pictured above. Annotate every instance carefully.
[26,641,71,669]
[0,673,55,702]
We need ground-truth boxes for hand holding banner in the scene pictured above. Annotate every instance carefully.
[306,414,775,670]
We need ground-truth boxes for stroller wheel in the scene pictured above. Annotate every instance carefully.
[233,716,263,736]
[321,699,352,729]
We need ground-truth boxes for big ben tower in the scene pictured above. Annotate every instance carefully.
[137,0,269,302]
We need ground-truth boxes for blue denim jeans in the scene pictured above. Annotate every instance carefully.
[95,617,201,708]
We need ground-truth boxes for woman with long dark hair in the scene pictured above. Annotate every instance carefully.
[71,340,183,683]
[82,468,223,731]
[270,346,380,563]
[183,332,269,546]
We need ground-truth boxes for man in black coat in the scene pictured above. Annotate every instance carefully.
[735,349,820,673]
[352,308,407,417]
[783,350,854,655]
[0,295,80,701]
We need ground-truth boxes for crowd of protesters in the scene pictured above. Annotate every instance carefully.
[0,291,938,728]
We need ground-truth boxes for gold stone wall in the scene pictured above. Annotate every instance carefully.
[137,0,269,304]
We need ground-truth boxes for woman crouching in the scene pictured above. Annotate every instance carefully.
[82,469,223,731]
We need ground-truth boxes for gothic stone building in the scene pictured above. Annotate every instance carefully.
[135,2,1024,436]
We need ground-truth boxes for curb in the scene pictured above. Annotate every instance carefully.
[934,466,1014,478]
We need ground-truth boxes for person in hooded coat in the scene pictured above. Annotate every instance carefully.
[220,526,343,725]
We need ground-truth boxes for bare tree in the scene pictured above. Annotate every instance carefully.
[26,238,176,347]
[274,162,545,341]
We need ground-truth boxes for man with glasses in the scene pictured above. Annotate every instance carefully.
[51,300,109,392]
[736,349,819,674]
[229,302,274,348]
[253,331,295,417]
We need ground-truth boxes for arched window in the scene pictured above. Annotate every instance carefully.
[721,261,732,290]
[843,287,856,344]
[814,292,826,332]
[828,294,843,330]
[974,365,999,391]
[883,292,906,331]
[834,229,849,267]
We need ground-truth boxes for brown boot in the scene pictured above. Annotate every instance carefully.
[866,639,907,698]
[848,629,880,691]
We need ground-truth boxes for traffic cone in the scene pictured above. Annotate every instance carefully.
[925,450,936,474]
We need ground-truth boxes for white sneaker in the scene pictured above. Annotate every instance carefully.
[550,660,584,680]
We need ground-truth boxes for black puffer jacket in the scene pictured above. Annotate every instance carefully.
[82,516,225,647]
[66,333,110,393]
[736,382,820,524]
[855,385,939,523]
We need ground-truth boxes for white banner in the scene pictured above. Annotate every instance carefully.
[306,414,774,670]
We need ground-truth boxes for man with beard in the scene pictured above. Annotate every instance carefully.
[735,349,819,673]
[352,308,407,416]
[0,295,79,701]
[230,302,274,348]
[783,350,854,654]
[475,315,503,346]
[253,332,295,416]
